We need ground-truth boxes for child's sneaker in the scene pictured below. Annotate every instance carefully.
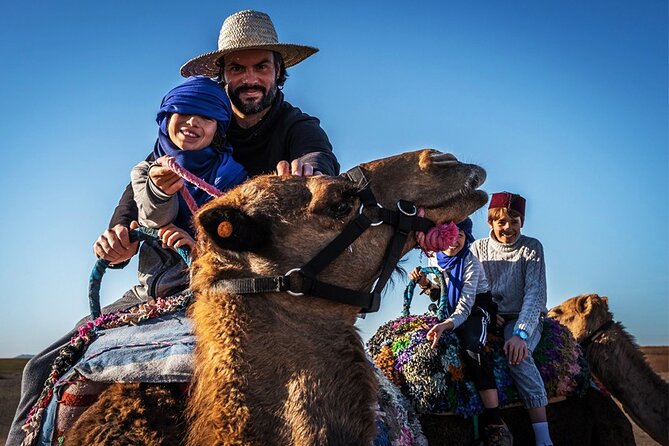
[482,423,513,446]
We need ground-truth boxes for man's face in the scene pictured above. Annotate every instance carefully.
[223,49,279,115]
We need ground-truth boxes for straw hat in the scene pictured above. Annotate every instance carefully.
[180,10,319,78]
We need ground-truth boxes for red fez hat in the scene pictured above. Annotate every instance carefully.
[489,192,526,217]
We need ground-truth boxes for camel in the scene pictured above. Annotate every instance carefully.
[548,293,669,446]
[66,149,488,445]
[52,151,637,446]
[369,314,636,445]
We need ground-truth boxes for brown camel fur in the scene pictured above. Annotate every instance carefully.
[548,293,669,446]
[67,149,488,445]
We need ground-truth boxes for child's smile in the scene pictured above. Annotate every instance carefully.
[442,231,466,256]
[168,113,217,151]
[491,215,522,244]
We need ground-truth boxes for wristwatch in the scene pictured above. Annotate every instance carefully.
[512,329,528,341]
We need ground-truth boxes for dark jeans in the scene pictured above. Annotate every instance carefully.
[6,291,143,446]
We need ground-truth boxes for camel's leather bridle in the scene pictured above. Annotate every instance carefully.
[217,166,437,312]
[579,319,616,349]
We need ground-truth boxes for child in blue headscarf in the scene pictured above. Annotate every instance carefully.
[410,218,512,445]
[130,76,247,301]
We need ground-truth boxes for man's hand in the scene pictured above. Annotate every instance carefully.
[158,224,195,250]
[93,221,140,265]
[276,159,322,177]
[149,156,184,195]
[503,335,529,365]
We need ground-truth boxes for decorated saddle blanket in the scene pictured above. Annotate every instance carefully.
[71,312,194,382]
[366,315,592,417]
[32,311,195,446]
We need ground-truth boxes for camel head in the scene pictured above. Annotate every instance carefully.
[548,294,613,343]
[191,149,487,312]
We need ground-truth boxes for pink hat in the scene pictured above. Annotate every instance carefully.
[489,192,526,217]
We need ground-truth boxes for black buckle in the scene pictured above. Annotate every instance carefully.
[343,166,369,190]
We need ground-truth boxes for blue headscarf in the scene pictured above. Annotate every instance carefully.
[154,76,247,233]
[435,218,475,312]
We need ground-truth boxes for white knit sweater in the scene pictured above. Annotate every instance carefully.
[471,233,547,337]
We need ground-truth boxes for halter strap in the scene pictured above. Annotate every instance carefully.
[579,319,616,349]
[217,166,437,312]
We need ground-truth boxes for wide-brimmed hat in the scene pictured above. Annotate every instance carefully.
[180,10,319,78]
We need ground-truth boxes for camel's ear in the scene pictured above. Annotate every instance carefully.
[197,206,270,252]
[576,295,592,315]
[600,295,609,307]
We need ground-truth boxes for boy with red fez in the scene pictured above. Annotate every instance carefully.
[471,192,553,446]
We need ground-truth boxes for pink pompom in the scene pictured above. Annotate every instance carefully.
[415,209,459,253]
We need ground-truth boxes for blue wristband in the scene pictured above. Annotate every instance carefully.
[512,329,528,340]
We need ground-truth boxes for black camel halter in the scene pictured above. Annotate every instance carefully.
[579,319,616,349]
[217,166,437,313]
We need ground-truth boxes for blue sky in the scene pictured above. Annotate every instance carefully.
[0,1,666,357]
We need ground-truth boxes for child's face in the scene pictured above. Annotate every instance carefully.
[490,214,523,244]
[168,113,217,151]
[442,230,466,256]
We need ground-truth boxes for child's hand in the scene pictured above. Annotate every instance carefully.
[426,320,454,349]
[149,156,184,195]
[158,224,195,250]
[503,335,529,365]
[409,267,429,287]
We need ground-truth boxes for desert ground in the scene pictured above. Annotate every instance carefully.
[2,348,667,445]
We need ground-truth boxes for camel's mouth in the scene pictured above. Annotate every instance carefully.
[424,167,488,224]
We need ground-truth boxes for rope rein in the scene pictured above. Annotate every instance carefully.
[161,156,223,214]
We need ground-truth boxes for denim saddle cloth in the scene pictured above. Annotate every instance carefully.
[73,310,195,383]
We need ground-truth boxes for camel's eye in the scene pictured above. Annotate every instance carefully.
[551,308,563,316]
[328,199,354,218]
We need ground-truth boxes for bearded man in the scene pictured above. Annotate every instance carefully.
[8,11,338,445]
[97,9,339,263]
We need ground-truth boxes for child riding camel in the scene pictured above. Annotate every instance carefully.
[471,192,553,446]
[10,76,247,446]
[410,218,513,446]
[130,75,247,301]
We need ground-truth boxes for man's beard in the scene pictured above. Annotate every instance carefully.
[229,83,277,115]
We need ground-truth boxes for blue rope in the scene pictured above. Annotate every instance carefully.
[88,226,192,319]
[402,266,450,320]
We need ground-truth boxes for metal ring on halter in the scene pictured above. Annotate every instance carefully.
[284,268,305,296]
[397,201,417,216]
[359,202,384,226]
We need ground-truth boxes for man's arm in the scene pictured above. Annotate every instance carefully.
[286,118,340,176]
[109,181,139,229]
[95,153,155,263]
[109,152,156,228]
